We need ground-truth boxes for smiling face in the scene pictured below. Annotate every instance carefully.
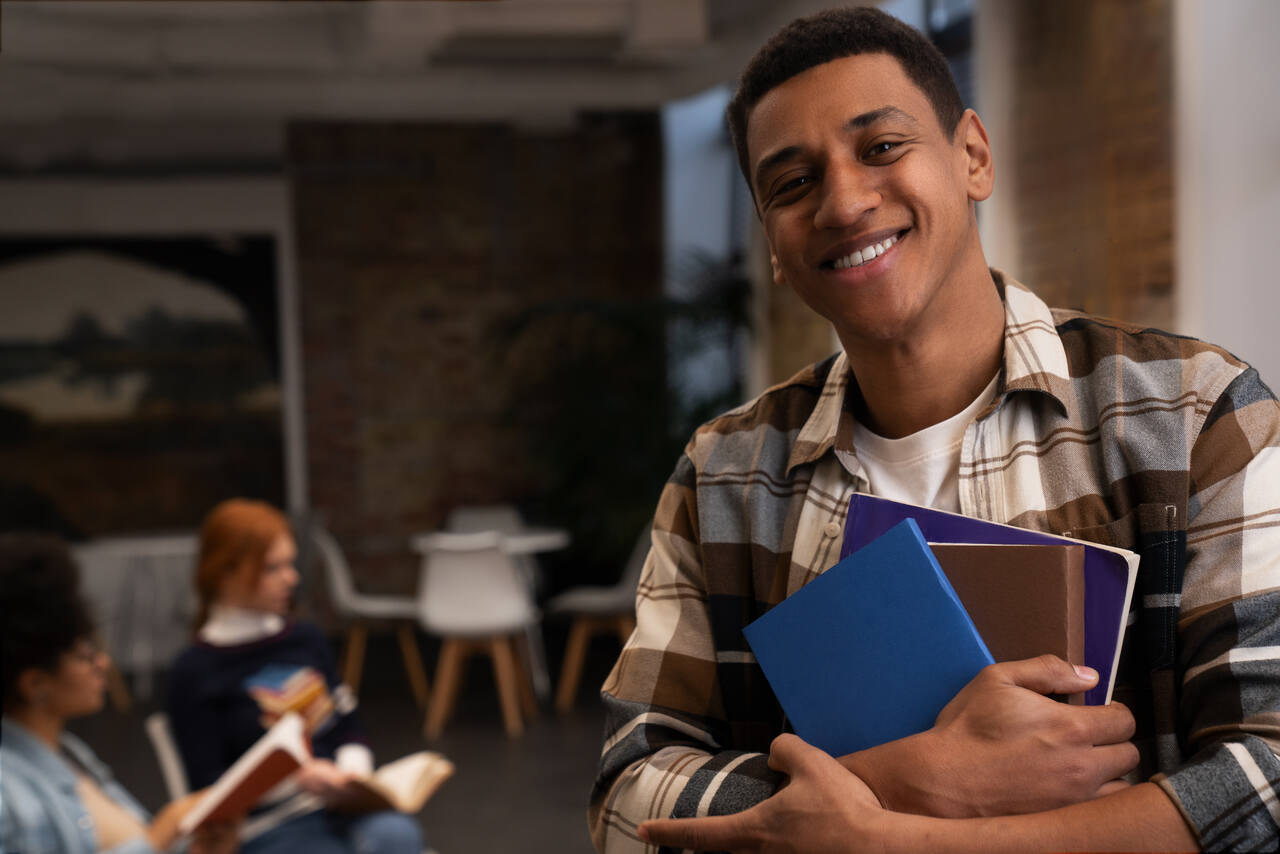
[747,52,994,350]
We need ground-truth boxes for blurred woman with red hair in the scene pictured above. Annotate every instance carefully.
[168,499,424,854]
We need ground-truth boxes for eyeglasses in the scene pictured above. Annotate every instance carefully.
[66,640,107,666]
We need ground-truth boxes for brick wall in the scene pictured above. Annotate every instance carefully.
[1007,0,1174,328]
[290,117,663,602]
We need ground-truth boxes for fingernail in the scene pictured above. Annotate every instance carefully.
[1073,664,1097,680]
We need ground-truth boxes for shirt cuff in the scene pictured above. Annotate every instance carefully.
[335,743,374,776]
[1154,736,1280,851]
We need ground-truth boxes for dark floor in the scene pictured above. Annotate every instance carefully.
[71,628,618,854]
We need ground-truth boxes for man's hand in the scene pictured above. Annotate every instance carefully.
[640,734,886,853]
[848,655,1138,818]
[295,757,362,806]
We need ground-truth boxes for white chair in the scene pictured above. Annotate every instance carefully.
[415,531,540,740]
[312,524,430,709]
[444,504,556,701]
[144,712,190,801]
[547,527,648,713]
[445,504,526,534]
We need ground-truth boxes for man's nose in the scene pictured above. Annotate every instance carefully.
[813,162,881,229]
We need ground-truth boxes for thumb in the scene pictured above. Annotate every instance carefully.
[766,732,820,776]
[998,654,1097,695]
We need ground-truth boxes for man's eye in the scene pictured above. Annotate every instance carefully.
[771,175,812,199]
[866,141,901,159]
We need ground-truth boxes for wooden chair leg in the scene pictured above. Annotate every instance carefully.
[513,632,539,721]
[425,638,467,740]
[555,616,594,714]
[342,622,368,696]
[396,623,431,709]
[105,661,133,713]
[489,636,525,738]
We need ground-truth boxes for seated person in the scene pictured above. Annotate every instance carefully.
[167,499,424,854]
[0,533,239,854]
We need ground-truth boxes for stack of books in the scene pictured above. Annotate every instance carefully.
[743,494,1139,757]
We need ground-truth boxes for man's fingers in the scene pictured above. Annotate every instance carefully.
[640,814,753,850]
[1092,741,1141,782]
[995,654,1098,695]
[1081,700,1137,745]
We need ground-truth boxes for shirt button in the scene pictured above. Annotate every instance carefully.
[823,522,842,538]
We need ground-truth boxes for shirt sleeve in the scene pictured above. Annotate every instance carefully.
[1153,367,1280,850]
[589,453,782,853]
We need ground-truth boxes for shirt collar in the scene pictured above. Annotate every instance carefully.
[199,604,286,645]
[1,717,103,789]
[786,270,1073,475]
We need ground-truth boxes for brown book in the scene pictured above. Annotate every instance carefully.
[929,543,1087,703]
[179,712,311,834]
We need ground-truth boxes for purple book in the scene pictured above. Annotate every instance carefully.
[842,494,1138,706]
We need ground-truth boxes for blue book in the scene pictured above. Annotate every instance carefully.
[743,518,994,757]
[841,493,1138,706]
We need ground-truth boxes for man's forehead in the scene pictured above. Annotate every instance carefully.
[745,54,928,172]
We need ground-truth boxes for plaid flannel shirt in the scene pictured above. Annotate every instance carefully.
[590,272,1280,852]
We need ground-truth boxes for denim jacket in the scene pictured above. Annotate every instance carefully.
[1,717,157,854]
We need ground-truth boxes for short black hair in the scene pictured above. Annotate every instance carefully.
[727,6,965,193]
[0,533,96,710]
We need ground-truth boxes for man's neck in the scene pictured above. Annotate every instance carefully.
[843,267,1005,439]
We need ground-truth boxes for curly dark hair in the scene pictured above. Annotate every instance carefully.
[726,6,965,194]
[0,533,96,710]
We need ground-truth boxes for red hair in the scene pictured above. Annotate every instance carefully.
[193,498,291,630]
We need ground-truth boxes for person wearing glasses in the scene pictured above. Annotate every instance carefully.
[0,533,240,854]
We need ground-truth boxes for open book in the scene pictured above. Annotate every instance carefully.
[179,712,311,834]
[340,751,455,814]
[180,712,455,835]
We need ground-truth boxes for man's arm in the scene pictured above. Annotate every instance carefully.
[590,454,782,853]
[640,733,1199,853]
[1147,366,1280,849]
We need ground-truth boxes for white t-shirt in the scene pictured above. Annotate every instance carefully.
[852,372,1000,512]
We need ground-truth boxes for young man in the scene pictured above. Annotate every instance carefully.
[589,7,1280,853]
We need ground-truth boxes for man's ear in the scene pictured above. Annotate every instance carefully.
[770,251,787,287]
[959,109,994,203]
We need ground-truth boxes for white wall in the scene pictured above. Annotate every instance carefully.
[973,0,1020,278]
[1175,0,1280,386]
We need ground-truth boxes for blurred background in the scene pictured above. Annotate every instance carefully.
[1,0,1277,850]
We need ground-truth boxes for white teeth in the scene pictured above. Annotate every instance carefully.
[832,233,898,269]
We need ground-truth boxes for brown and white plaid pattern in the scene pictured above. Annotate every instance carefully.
[589,272,1280,853]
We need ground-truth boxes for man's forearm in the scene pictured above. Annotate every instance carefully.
[884,782,1198,854]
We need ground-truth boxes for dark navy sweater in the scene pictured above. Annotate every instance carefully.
[167,622,366,790]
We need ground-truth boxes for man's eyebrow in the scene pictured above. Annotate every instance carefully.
[752,105,920,191]
[848,105,919,131]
